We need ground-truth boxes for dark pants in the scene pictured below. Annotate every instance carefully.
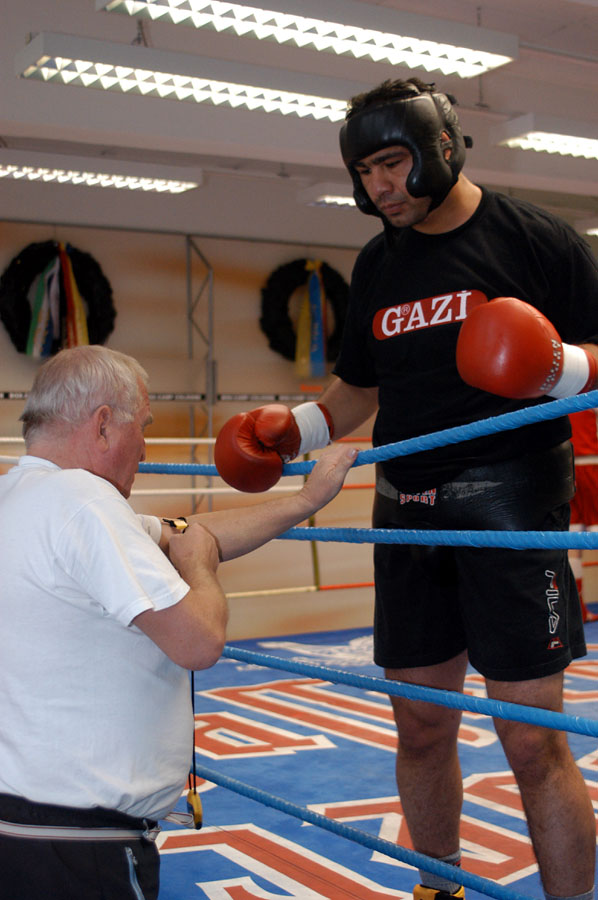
[0,794,160,900]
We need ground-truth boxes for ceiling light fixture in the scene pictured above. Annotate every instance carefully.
[297,183,355,208]
[0,149,202,193]
[97,0,518,79]
[492,114,598,160]
[16,32,351,122]
[575,217,598,237]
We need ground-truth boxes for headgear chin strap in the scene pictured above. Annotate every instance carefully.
[339,88,472,217]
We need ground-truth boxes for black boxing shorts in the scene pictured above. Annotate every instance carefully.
[372,441,586,681]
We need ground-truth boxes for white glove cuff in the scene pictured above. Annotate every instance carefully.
[549,344,590,399]
[292,402,332,455]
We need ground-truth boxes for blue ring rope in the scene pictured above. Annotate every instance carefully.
[181,397,595,899]
[138,390,598,550]
[344,390,598,469]
[196,762,531,900]
[208,646,595,898]
[139,390,598,477]
[278,527,598,550]
[221,646,598,738]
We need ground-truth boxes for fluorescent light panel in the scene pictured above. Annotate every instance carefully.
[493,114,598,160]
[16,32,350,122]
[297,182,355,208]
[97,0,518,78]
[0,149,202,193]
[314,194,355,208]
[576,217,598,237]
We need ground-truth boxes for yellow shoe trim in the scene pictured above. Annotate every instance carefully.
[413,885,465,900]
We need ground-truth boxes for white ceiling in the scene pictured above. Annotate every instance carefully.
[2,0,598,249]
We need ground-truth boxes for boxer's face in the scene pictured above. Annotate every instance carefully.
[353,144,433,227]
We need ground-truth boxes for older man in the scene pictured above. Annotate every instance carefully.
[0,344,357,900]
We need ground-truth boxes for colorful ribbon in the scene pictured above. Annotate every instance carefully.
[25,243,89,357]
[305,260,327,378]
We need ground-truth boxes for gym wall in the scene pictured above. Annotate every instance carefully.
[0,219,376,639]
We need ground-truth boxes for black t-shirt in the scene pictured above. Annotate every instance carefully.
[334,187,598,490]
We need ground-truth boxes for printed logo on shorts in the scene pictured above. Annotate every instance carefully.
[547,638,564,650]
[545,569,560,640]
[399,489,437,506]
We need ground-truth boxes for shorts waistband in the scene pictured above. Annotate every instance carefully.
[0,817,159,842]
[376,440,573,500]
[0,793,161,842]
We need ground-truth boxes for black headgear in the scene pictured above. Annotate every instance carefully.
[339,85,472,217]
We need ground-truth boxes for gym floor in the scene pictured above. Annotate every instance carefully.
[156,621,598,900]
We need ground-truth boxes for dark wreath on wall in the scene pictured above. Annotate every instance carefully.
[259,258,349,365]
[0,240,116,357]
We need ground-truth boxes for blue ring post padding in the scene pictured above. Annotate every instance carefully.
[138,390,598,477]
[196,762,532,900]
[221,646,598,738]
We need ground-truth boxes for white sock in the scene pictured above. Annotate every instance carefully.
[420,851,462,894]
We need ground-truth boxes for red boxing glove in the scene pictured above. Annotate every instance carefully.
[456,296,597,400]
[214,402,333,493]
[214,405,299,493]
